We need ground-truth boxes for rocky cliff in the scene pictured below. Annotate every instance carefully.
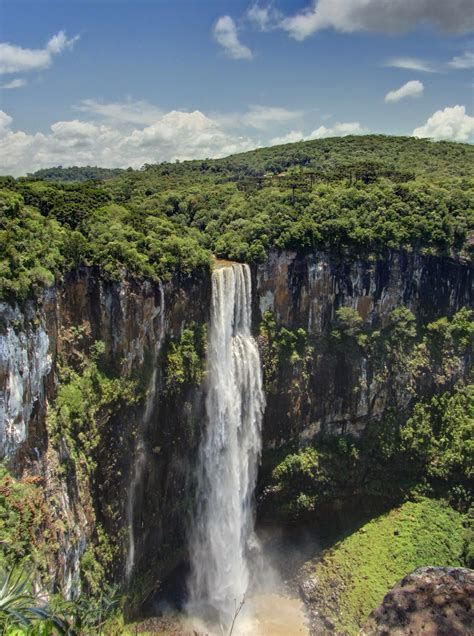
[0,249,471,607]
[255,249,472,444]
[0,266,210,603]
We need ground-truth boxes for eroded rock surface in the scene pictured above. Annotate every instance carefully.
[361,567,474,636]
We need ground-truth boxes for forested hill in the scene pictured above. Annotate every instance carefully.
[1,135,473,301]
[27,135,473,183]
[27,166,125,183]
[165,134,474,179]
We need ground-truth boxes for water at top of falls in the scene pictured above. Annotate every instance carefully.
[187,263,265,630]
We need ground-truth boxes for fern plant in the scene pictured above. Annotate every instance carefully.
[0,569,65,634]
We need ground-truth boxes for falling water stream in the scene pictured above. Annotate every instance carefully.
[128,266,308,634]
[187,263,265,630]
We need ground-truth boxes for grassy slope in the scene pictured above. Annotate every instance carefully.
[304,498,467,635]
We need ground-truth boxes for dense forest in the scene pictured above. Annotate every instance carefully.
[0,135,473,635]
[28,166,126,183]
[1,135,473,301]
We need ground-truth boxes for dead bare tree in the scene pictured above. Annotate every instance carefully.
[228,594,246,636]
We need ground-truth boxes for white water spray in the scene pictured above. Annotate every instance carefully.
[126,283,165,581]
[187,263,265,628]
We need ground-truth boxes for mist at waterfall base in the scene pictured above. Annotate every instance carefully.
[182,264,308,635]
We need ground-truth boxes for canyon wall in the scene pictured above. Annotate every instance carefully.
[255,250,472,445]
[0,266,210,602]
[0,249,471,604]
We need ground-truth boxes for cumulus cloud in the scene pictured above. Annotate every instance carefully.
[247,4,281,31]
[213,16,253,59]
[448,51,474,69]
[46,31,79,55]
[413,105,474,142]
[0,31,79,74]
[0,107,260,176]
[269,130,304,145]
[384,57,437,73]
[308,121,368,138]
[385,80,424,103]
[0,78,27,89]
[279,0,474,40]
[78,99,303,133]
[240,105,303,129]
[76,98,164,126]
[0,111,13,129]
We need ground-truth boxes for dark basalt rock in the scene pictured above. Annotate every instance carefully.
[361,567,474,636]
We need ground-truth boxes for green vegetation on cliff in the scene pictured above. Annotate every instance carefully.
[302,498,467,635]
[264,307,474,517]
[163,323,207,394]
[1,135,473,300]
[0,468,55,578]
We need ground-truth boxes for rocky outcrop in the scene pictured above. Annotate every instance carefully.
[361,567,474,636]
[0,301,51,459]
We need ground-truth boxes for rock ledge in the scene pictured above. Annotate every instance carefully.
[361,566,474,636]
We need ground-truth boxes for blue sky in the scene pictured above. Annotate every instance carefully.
[0,0,473,175]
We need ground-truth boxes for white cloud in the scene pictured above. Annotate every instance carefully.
[247,4,281,31]
[76,98,164,126]
[50,120,106,140]
[385,80,424,103]
[46,31,79,55]
[413,105,474,142]
[213,16,253,60]
[448,51,474,69]
[269,130,304,145]
[279,0,474,40]
[78,100,302,132]
[270,121,368,144]
[241,105,303,129]
[0,100,375,176]
[0,78,27,89]
[0,98,371,176]
[0,31,79,75]
[0,110,13,129]
[308,121,368,138]
[384,57,437,73]
[0,108,259,176]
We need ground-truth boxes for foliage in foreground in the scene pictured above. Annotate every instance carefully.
[0,566,121,635]
[0,569,63,634]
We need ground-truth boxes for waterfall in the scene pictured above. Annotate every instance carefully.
[188,263,265,629]
[126,283,165,581]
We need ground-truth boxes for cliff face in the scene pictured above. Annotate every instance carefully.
[256,250,471,332]
[255,250,472,444]
[0,300,51,460]
[0,266,210,601]
[0,249,471,604]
